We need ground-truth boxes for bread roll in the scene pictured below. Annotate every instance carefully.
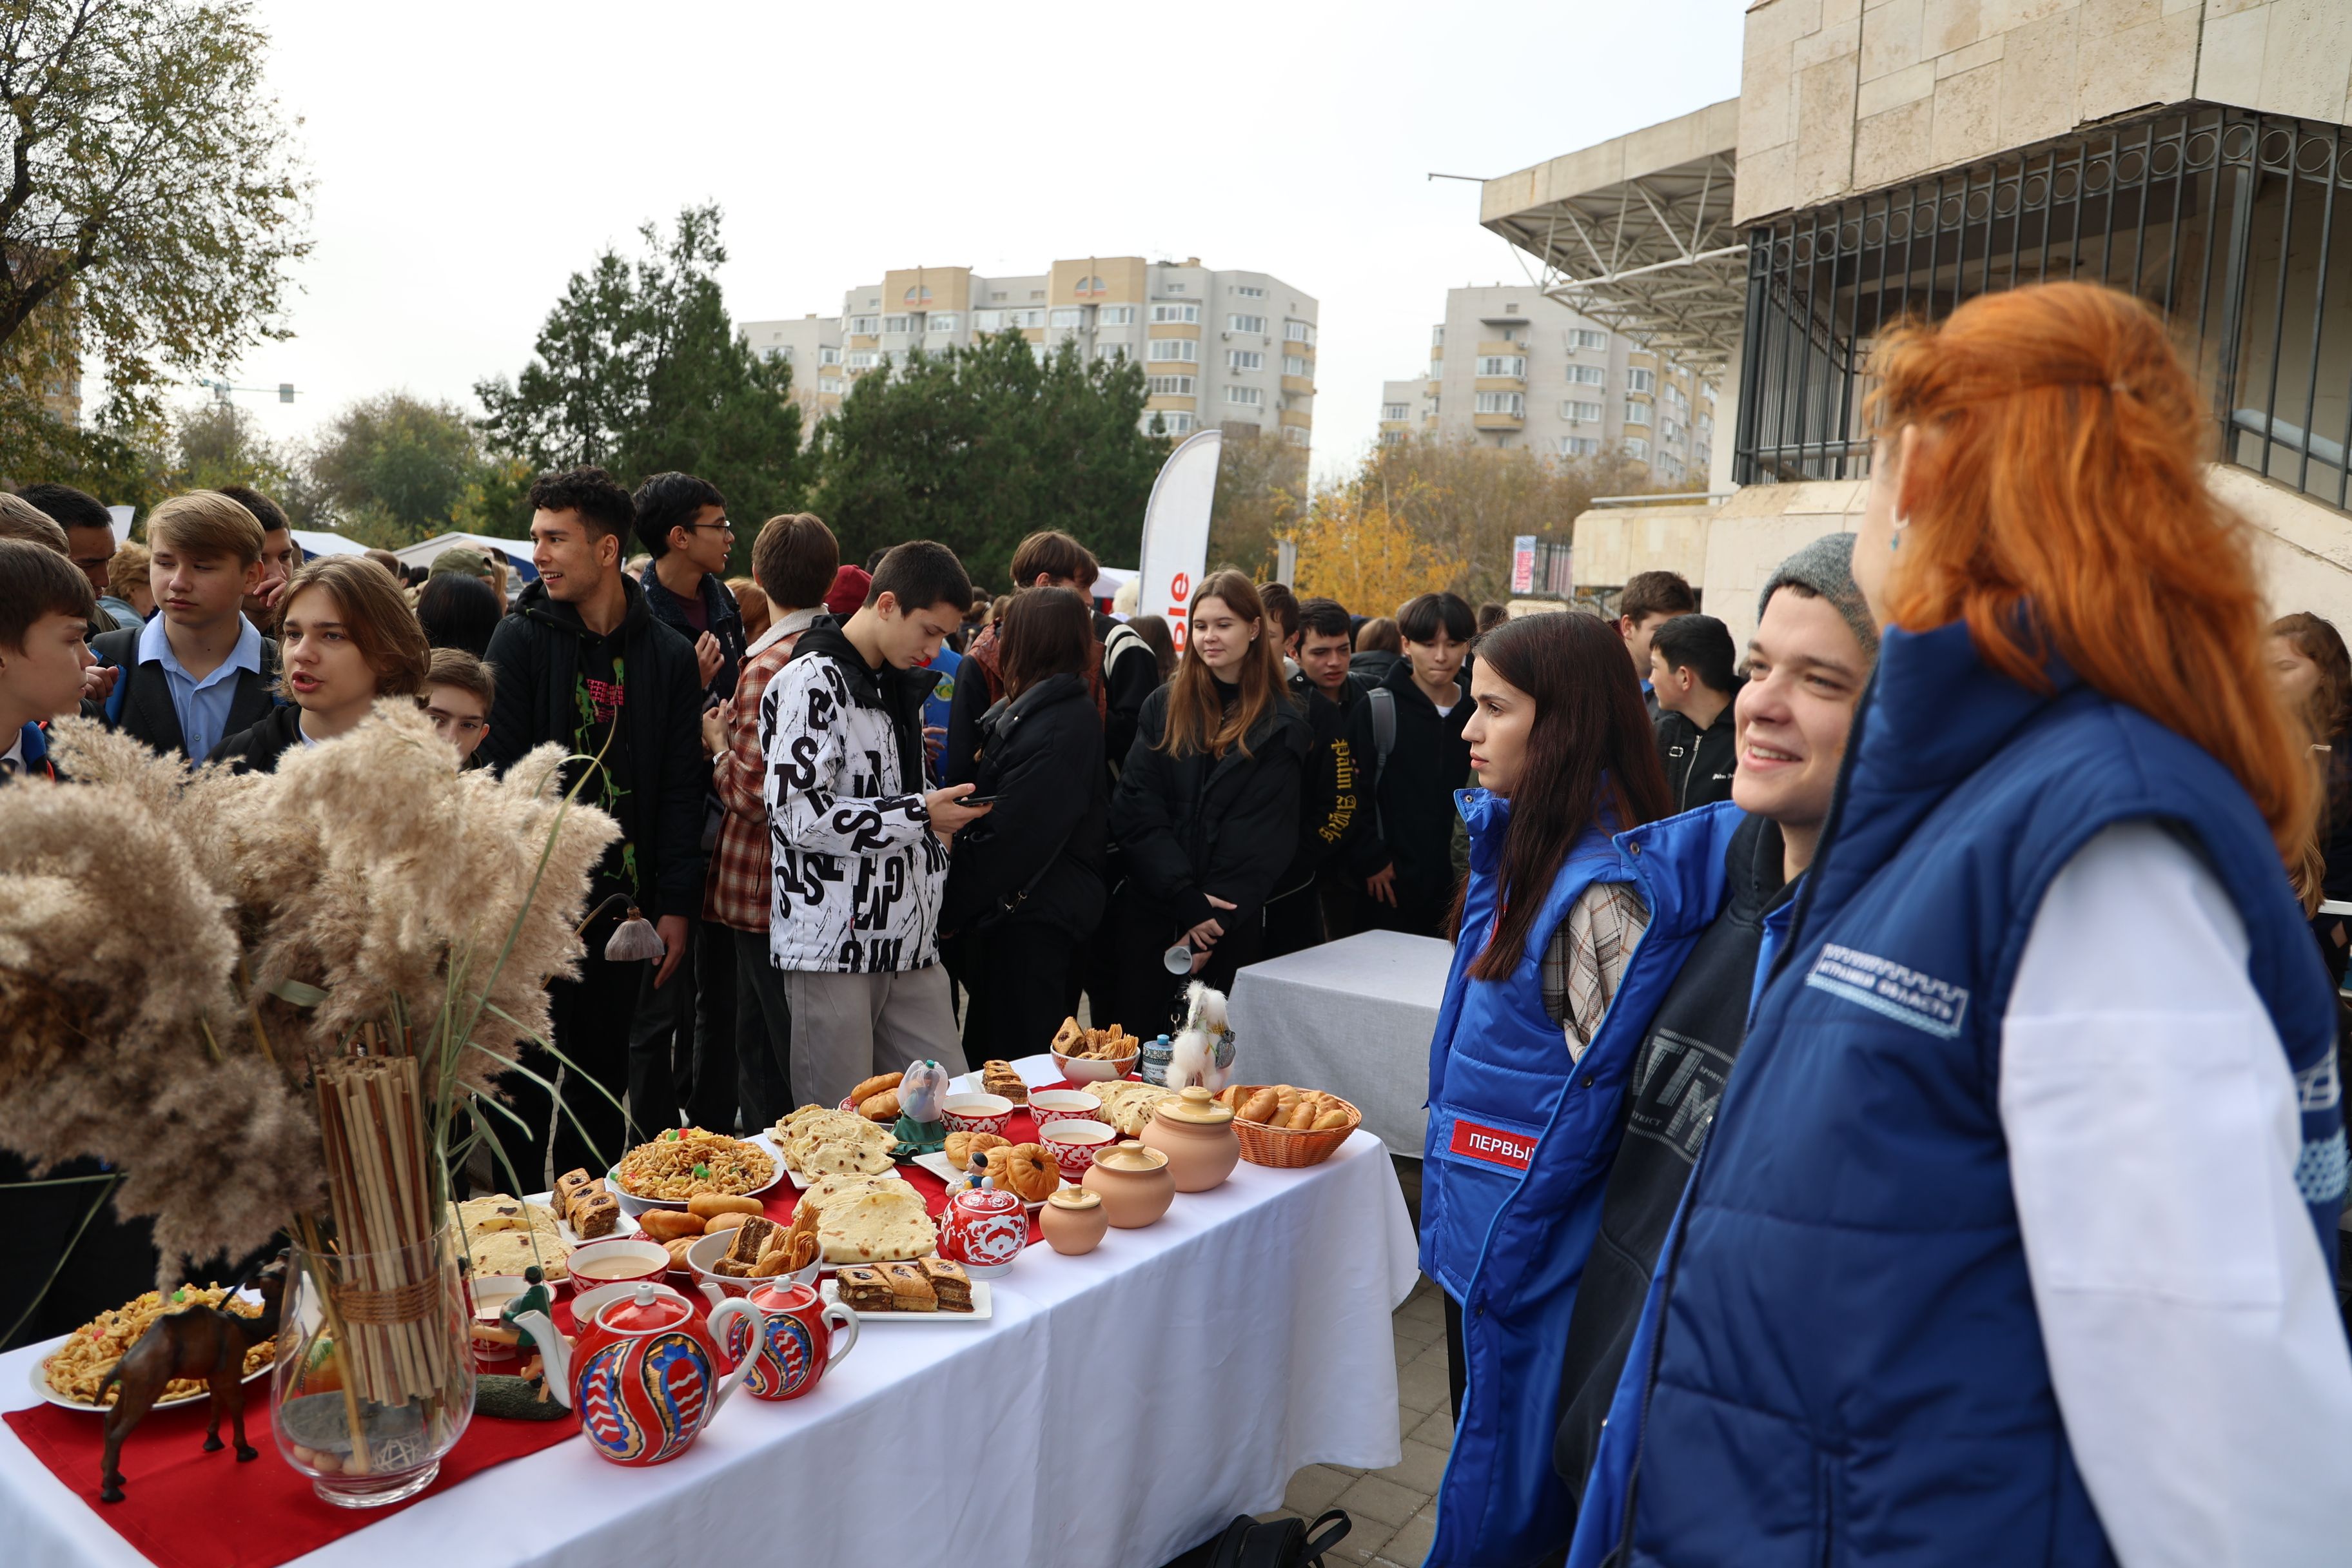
[1311,1108,1350,1131]
[689,1193,763,1219]
[1287,1101,1318,1130]
[858,1088,901,1122]
[703,1211,752,1234]
[639,1209,703,1242]
[662,1237,695,1269]
[1239,1088,1280,1124]
[848,1072,903,1105]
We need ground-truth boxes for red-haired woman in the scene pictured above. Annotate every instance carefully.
[1572,282,2352,1568]
[1102,571,1309,1035]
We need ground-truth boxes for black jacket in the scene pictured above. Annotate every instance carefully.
[638,562,747,704]
[940,672,1108,940]
[942,607,1161,791]
[1348,647,1402,693]
[1343,660,1472,906]
[1274,672,1366,898]
[1654,704,1738,814]
[90,625,280,763]
[481,577,709,920]
[1110,680,1311,937]
[207,703,308,774]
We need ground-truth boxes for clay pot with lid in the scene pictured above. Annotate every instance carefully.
[1142,1084,1240,1191]
[1039,1186,1109,1255]
[1082,1141,1175,1228]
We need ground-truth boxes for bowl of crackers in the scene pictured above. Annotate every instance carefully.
[1050,1018,1140,1083]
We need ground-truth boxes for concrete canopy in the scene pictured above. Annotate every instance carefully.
[1481,99,1747,370]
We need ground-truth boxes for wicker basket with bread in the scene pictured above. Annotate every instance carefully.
[1217,1084,1361,1169]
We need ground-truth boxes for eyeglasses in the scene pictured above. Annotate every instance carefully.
[685,519,736,535]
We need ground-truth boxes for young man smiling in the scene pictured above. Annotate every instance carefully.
[1551,533,1879,1514]
[764,539,992,1109]
[482,466,707,1184]
[90,491,279,763]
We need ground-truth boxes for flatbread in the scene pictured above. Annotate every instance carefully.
[816,1186,936,1264]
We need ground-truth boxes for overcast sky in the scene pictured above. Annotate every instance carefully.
[197,0,1743,516]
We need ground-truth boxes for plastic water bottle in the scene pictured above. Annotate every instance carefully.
[1141,1034,1175,1087]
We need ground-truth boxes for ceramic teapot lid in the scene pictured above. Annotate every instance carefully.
[1045,1186,1101,1210]
[1093,1140,1168,1173]
[954,1182,1023,1214]
[598,1282,690,1334]
[747,1277,817,1311]
[1159,1084,1234,1125]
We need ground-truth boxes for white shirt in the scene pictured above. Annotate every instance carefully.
[2003,821,2352,1567]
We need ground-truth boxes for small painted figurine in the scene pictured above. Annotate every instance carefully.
[97,1253,288,1505]
[892,1058,953,1155]
[470,1265,563,1399]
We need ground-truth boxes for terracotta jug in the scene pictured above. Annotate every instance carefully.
[1142,1084,1240,1191]
[1082,1141,1175,1228]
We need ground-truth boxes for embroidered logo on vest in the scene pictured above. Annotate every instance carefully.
[2297,1052,2340,1112]
[1804,944,1972,1039]
[1447,1120,1536,1170]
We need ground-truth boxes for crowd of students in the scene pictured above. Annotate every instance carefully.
[6,276,2351,1563]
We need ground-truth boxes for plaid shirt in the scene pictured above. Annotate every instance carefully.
[1539,881,1651,1061]
[703,609,821,932]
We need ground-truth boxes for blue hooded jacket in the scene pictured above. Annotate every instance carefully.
[1427,794,1781,1565]
[1568,621,2345,1568]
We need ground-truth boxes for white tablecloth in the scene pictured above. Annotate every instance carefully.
[1228,930,1455,1157]
[0,1055,1420,1568]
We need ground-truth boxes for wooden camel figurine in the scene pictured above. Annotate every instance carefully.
[95,1254,288,1505]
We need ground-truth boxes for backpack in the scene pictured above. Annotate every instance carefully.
[1366,685,1396,840]
[1201,1508,1351,1568]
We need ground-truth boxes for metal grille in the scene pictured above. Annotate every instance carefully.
[1734,104,2352,511]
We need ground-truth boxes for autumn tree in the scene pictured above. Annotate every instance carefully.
[1284,471,1464,617]
[0,1,311,427]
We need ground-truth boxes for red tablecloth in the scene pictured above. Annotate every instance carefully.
[4,1395,575,1568]
[6,1095,1100,1567]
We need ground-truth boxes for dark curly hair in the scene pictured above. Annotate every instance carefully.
[527,466,635,543]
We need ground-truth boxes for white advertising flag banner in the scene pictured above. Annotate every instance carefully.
[1137,427,1224,651]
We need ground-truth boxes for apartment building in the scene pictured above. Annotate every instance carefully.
[741,257,1318,449]
[1379,286,1715,485]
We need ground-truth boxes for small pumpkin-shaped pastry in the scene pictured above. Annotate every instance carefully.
[985,1143,1061,1202]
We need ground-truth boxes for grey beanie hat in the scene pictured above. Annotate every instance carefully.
[1758,531,1879,659]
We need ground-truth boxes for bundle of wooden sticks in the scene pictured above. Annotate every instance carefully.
[313,1055,453,1408]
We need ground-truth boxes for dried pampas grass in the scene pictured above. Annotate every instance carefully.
[14,703,619,1284]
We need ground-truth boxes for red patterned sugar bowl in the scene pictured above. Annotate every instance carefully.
[941,1093,1014,1137]
[1039,1117,1115,1181]
[512,1282,756,1467]
[725,1277,859,1402]
[938,1179,1026,1277]
[1028,1088,1102,1130]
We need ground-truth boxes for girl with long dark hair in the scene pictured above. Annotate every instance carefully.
[941,586,1108,1059]
[1103,570,1309,1036]
[1416,608,1672,1564]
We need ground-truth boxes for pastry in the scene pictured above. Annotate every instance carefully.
[836,1264,894,1312]
[847,1072,903,1106]
[690,1193,764,1219]
[816,1185,937,1263]
[1312,1108,1350,1131]
[881,1261,937,1311]
[662,1237,696,1269]
[703,1210,753,1234]
[724,1214,779,1263]
[986,1144,1059,1203]
[1050,1017,1084,1054]
[571,1190,620,1239]
[638,1209,703,1243]
[945,1130,1009,1171]
[553,1168,596,1211]
[916,1258,972,1312]
[981,1060,1026,1103]
[713,1257,754,1278]
[857,1088,900,1123]
[1238,1088,1280,1124]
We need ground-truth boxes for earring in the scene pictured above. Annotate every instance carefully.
[1891,510,1910,551]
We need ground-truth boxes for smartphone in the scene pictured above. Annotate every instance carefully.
[960,794,999,808]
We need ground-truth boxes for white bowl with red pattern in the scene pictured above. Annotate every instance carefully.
[942,1093,1014,1137]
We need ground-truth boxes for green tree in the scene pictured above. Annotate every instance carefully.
[1207,423,1308,579]
[0,1,311,427]
[172,400,293,501]
[813,331,1166,590]
[475,205,802,571]
[308,392,488,544]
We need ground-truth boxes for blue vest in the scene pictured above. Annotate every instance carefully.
[1424,795,1754,1567]
[1588,622,2346,1568]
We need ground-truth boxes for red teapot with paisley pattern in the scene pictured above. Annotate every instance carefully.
[701,1275,860,1402]
[512,1282,757,1466]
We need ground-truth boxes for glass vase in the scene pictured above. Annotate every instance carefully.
[271,1225,475,1507]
